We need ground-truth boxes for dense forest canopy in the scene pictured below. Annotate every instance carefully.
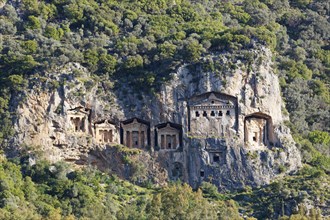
[0,0,329,218]
[0,149,328,219]
[0,154,243,219]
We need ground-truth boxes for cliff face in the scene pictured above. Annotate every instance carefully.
[11,47,301,190]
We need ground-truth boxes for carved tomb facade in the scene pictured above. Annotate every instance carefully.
[94,120,119,144]
[155,122,182,150]
[188,92,238,138]
[67,106,90,133]
[244,112,275,148]
[120,118,150,148]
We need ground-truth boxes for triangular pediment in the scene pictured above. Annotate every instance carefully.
[121,117,150,128]
[155,122,182,130]
[95,120,116,129]
[158,124,180,132]
[208,93,218,101]
[192,93,232,106]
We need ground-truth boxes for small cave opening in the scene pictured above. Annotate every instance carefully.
[213,155,220,163]
[211,111,215,117]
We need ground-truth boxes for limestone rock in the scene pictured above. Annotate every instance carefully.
[11,47,301,190]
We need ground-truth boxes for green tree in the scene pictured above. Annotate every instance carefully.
[25,15,41,29]
[21,40,38,54]
[44,25,64,40]
[148,183,221,219]
[183,39,204,62]
[98,54,117,75]
[308,131,330,145]
[123,55,144,70]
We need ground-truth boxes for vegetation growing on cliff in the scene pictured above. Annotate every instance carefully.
[0,152,241,219]
[233,165,329,219]
[1,150,328,219]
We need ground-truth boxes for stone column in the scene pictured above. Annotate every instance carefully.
[105,130,109,143]
[80,117,84,132]
[126,131,130,147]
[259,127,263,145]
[263,123,268,145]
[109,130,113,142]
[141,131,145,147]
[83,117,86,132]
[130,130,133,148]
[161,135,165,149]
[173,135,177,149]
[138,130,143,147]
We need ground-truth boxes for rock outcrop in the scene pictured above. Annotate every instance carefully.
[11,47,301,190]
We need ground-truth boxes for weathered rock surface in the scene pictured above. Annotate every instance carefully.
[11,47,301,190]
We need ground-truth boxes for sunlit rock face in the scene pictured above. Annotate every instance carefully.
[188,92,238,139]
[12,47,301,190]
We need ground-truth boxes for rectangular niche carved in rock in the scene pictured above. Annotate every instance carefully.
[188,92,238,139]
[244,112,276,148]
[155,122,182,150]
[213,154,220,162]
[94,120,119,144]
[210,152,225,165]
[120,118,150,148]
[67,106,91,133]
